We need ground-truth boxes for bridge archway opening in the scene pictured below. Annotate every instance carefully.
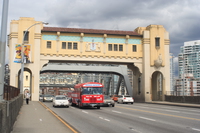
[18,67,32,99]
[39,62,137,97]
[40,71,125,96]
[151,71,163,101]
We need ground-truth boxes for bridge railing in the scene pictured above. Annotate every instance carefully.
[166,91,200,96]
[3,84,20,100]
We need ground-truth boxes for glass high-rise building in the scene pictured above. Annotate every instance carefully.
[178,40,200,79]
[177,40,200,96]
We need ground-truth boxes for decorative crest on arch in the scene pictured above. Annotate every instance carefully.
[154,54,162,69]
[86,39,101,52]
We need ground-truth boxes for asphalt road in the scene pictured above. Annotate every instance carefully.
[43,102,200,133]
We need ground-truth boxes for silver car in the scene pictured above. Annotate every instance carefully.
[52,95,70,108]
[42,94,54,102]
[103,95,115,107]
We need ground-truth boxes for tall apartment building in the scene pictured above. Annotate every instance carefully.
[178,40,200,79]
[177,40,200,96]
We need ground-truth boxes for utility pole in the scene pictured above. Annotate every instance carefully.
[0,0,9,102]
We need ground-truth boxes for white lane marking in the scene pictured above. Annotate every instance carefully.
[99,117,110,122]
[192,128,200,132]
[82,111,88,114]
[104,119,110,121]
[39,119,42,121]
[139,117,156,121]
[112,110,122,113]
[130,128,142,133]
[70,107,75,109]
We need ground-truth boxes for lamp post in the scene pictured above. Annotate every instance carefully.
[20,22,48,94]
[0,0,9,102]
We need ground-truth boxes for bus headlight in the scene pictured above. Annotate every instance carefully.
[84,98,89,101]
[97,98,102,101]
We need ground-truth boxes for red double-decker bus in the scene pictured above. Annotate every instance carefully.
[69,82,104,109]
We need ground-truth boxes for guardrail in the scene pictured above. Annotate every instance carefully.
[0,94,23,133]
[3,84,20,100]
[166,91,200,96]
[165,95,200,104]
[0,85,22,133]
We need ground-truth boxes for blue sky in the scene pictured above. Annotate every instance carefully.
[1,0,200,75]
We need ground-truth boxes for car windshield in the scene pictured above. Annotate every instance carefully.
[81,87,103,95]
[44,95,53,97]
[56,97,66,100]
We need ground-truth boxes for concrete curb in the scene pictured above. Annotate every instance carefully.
[39,101,80,133]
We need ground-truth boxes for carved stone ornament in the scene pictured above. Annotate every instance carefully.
[154,54,162,68]
[85,39,101,52]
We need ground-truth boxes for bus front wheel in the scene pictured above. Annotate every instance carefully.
[78,102,82,109]
[97,106,100,109]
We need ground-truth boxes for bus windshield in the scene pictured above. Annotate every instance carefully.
[81,87,103,95]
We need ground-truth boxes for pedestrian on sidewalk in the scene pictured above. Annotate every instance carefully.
[25,91,31,104]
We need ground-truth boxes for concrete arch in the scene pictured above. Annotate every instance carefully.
[40,61,49,70]
[151,71,163,101]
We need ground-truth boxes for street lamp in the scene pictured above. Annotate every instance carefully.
[20,22,48,94]
[0,0,9,101]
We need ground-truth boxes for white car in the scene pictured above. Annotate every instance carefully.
[52,95,70,108]
[117,95,134,104]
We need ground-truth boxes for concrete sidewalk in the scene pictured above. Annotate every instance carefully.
[11,100,76,133]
